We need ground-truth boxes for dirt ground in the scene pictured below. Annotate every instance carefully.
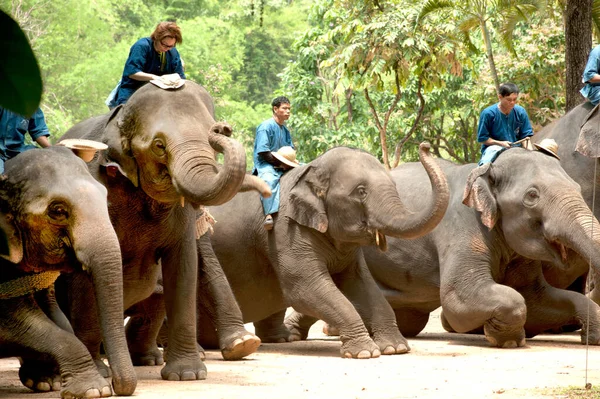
[1,309,599,399]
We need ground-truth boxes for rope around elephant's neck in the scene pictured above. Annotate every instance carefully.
[0,271,60,299]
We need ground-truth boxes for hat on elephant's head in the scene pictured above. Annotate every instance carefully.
[272,146,300,168]
[534,138,560,160]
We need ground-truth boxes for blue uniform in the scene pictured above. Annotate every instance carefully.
[115,37,185,106]
[252,118,294,215]
[581,45,600,106]
[0,107,50,173]
[477,103,533,165]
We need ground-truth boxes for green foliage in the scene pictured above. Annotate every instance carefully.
[0,8,42,117]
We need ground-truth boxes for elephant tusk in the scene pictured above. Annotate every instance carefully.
[180,196,185,208]
[561,244,567,262]
[376,230,380,247]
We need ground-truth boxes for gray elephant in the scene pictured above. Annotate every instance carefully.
[533,102,600,302]
[289,147,600,347]
[58,81,269,380]
[0,146,136,397]
[181,143,449,359]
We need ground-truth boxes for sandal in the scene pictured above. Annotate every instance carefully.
[263,214,274,230]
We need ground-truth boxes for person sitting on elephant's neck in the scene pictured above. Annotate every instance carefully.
[252,96,298,231]
[477,82,533,165]
[112,21,185,107]
[0,106,51,174]
[580,44,600,106]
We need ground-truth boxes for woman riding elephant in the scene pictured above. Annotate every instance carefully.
[0,146,136,397]
[288,146,600,347]
[57,80,270,380]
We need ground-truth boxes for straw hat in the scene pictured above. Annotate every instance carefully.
[58,139,108,162]
[271,146,300,168]
[533,138,560,160]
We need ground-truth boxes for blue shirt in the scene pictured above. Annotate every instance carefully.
[115,37,186,106]
[477,103,533,154]
[252,118,294,175]
[581,45,600,105]
[0,107,50,160]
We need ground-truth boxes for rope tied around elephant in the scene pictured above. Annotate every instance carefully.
[196,206,217,238]
[0,271,61,299]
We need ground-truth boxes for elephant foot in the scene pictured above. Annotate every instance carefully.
[284,321,309,341]
[130,346,164,366]
[440,310,456,333]
[160,356,207,381]
[222,333,261,360]
[61,369,112,399]
[580,326,600,345]
[255,323,292,343]
[483,323,526,348]
[19,359,61,392]
[340,335,381,359]
[164,343,206,362]
[323,323,340,336]
[94,358,111,378]
[373,332,410,355]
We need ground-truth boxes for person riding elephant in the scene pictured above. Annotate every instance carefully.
[141,143,448,359]
[0,146,136,397]
[57,80,270,381]
[287,146,600,348]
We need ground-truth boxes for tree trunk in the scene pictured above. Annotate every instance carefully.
[565,0,593,112]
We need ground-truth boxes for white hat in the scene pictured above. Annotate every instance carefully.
[271,146,300,168]
[58,139,108,162]
[534,138,560,160]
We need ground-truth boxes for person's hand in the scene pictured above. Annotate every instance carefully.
[497,140,511,148]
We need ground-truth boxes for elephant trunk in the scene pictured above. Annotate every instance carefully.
[372,142,449,239]
[547,194,600,273]
[170,131,247,206]
[72,212,136,396]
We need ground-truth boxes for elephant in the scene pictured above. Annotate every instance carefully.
[170,143,450,359]
[0,146,136,397]
[288,147,600,347]
[57,80,270,381]
[533,102,600,302]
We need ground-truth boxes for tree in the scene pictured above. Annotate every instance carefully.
[418,0,540,93]
[564,0,592,112]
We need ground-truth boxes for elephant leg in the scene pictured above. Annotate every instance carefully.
[125,293,166,366]
[519,279,600,344]
[64,272,109,377]
[160,231,206,381]
[441,273,527,348]
[1,297,111,398]
[284,310,319,341]
[197,233,260,360]
[394,308,430,337]
[440,310,484,334]
[337,255,409,355]
[254,309,293,343]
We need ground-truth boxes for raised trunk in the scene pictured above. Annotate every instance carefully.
[72,216,136,396]
[372,142,449,239]
[171,131,247,206]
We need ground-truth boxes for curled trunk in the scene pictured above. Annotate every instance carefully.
[373,142,449,239]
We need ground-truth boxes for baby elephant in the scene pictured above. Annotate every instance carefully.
[0,147,136,398]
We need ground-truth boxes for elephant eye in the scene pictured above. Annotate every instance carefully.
[152,139,166,156]
[523,188,540,207]
[355,186,368,200]
[48,202,69,221]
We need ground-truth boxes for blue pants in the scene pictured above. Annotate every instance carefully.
[257,166,284,215]
[478,145,507,166]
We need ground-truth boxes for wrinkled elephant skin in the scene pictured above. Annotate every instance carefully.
[0,147,135,397]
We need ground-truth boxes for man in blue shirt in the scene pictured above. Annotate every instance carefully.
[252,96,295,230]
[581,44,600,106]
[111,21,186,108]
[0,107,51,173]
[477,82,533,165]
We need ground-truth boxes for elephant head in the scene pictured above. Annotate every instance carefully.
[97,81,269,206]
[282,143,449,250]
[0,146,136,395]
[463,148,600,272]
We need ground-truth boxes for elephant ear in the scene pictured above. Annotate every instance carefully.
[462,163,498,229]
[99,105,139,187]
[284,165,328,233]
[0,178,23,263]
[577,104,600,158]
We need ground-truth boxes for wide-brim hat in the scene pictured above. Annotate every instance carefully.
[272,146,300,168]
[58,139,108,162]
[533,138,560,160]
[150,73,185,89]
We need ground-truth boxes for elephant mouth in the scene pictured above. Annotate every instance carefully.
[548,240,570,266]
[372,229,388,252]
